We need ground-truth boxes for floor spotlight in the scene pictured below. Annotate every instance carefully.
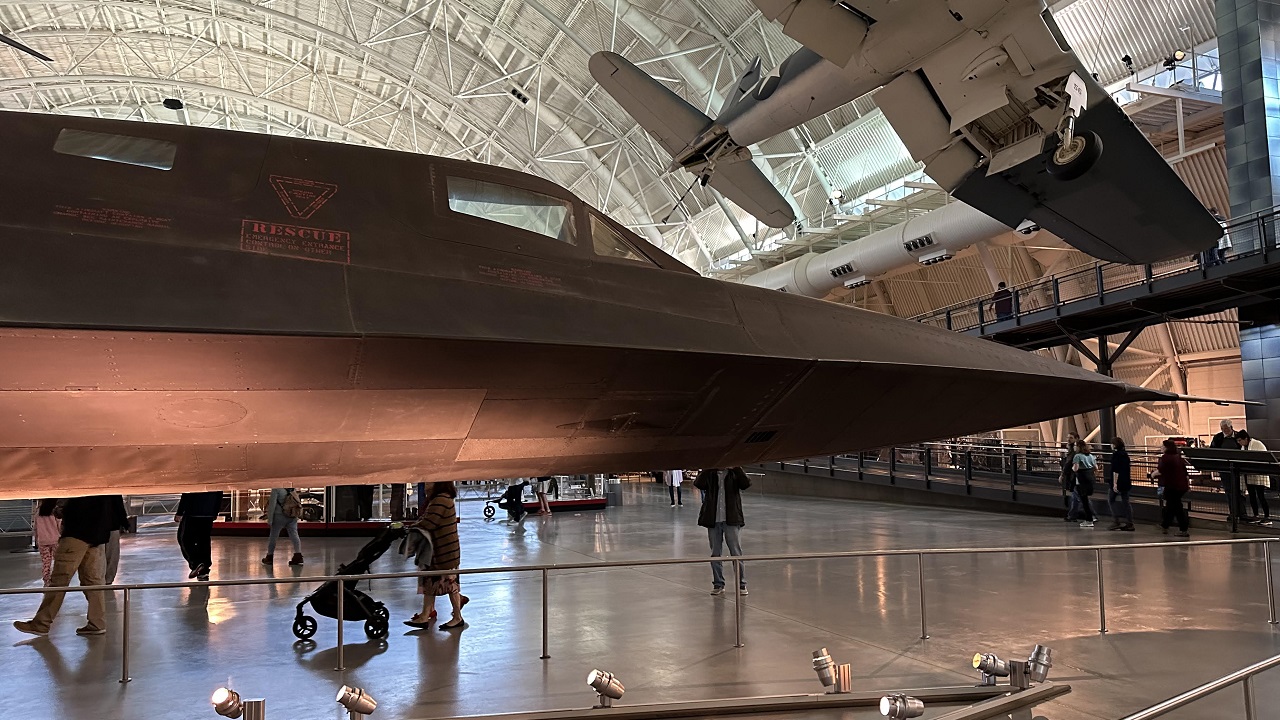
[212,688,243,718]
[972,652,1011,686]
[336,686,378,718]
[1028,644,1053,683]
[879,693,924,719]
[587,669,625,708]
[812,648,836,688]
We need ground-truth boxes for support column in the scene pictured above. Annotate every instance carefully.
[1240,304,1280,448]
[1218,0,1280,226]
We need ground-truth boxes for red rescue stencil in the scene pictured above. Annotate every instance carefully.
[269,175,338,219]
[241,220,350,264]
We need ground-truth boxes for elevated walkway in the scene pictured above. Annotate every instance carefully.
[913,209,1280,350]
[754,443,1280,535]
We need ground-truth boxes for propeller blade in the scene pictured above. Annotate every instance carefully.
[0,33,52,62]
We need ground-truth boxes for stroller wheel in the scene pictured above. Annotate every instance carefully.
[483,504,496,519]
[293,615,318,640]
[373,604,390,622]
[364,618,389,639]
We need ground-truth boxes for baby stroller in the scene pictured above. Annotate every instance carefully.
[292,523,407,641]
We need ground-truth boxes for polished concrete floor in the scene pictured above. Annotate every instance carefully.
[2,485,1278,720]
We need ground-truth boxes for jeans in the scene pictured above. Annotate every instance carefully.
[1162,489,1190,532]
[708,523,745,589]
[266,515,301,556]
[1108,487,1133,526]
[178,516,215,571]
[32,537,106,631]
[105,530,121,584]
[668,485,682,505]
[1068,490,1096,521]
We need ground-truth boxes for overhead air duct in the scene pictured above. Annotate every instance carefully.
[743,202,1010,298]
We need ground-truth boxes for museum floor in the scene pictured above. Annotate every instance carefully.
[1,485,1277,720]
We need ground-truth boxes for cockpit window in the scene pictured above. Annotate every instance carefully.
[590,214,652,264]
[53,128,176,170]
[447,176,575,244]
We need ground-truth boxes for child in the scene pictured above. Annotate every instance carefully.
[34,499,62,586]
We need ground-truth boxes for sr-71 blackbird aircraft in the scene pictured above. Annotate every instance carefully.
[0,112,1219,498]
[590,0,1222,264]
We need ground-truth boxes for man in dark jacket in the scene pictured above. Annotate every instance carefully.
[694,467,751,596]
[176,491,224,580]
[14,495,115,636]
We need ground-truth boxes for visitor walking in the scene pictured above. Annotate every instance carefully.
[1154,439,1191,537]
[1060,432,1080,520]
[34,499,62,586]
[262,488,304,566]
[406,482,467,630]
[1107,438,1134,531]
[665,468,684,507]
[990,282,1014,321]
[695,467,751,596]
[176,490,223,580]
[1238,430,1272,525]
[1070,440,1099,528]
[13,495,115,636]
[534,476,553,515]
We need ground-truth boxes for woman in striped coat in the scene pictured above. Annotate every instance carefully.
[407,481,468,630]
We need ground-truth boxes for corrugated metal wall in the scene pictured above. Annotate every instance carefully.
[1171,145,1231,215]
[1053,0,1217,85]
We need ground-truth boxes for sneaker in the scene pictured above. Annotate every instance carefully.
[1176,531,1191,538]
[710,587,725,596]
[261,555,273,565]
[1107,523,1122,531]
[75,624,106,636]
[678,503,683,507]
[1121,525,1136,532]
[288,553,303,566]
[12,620,47,636]
[671,504,676,507]
[1079,521,1094,528]
[739,588,749,596]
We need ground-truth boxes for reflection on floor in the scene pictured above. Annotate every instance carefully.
[1,485,1278,720]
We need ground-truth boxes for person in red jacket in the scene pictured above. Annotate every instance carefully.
[1153,439,1191,537]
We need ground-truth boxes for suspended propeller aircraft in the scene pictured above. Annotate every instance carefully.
[590,0,1222,265]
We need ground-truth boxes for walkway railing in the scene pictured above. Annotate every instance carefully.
[1120,652,1280,720]
[0,538,1276,685]
[773,445,1236,519]
[911,207,1278,334]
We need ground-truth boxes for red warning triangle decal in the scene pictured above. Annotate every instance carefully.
[269,175,338,219]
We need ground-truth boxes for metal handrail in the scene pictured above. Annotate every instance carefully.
[911,207,1279,330]
[1119,652,1280,720]
[3,537,1275,684]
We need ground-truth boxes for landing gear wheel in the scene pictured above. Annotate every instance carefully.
[1046,129,1102,181]
[483,504,496,519]
[293,615,318,639]
[364,618,389,639]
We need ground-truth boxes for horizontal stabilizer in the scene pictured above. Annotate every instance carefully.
[590,51,795,228]
[589,51,714,160]
[710,159,796,228]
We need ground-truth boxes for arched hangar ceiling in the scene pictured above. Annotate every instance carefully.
[0,0,1217,268]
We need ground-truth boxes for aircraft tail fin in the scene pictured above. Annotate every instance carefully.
[589,51,795,229]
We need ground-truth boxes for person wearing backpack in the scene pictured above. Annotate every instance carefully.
[262,487,304,566]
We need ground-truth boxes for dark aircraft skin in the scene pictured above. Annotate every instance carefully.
[0,112,1183,498]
